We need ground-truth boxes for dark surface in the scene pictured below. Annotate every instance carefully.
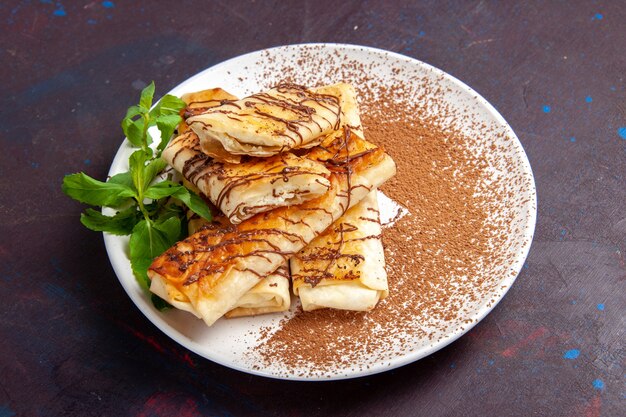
[1,1,624,416]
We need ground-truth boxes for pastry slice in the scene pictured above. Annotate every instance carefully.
[192,213,291,318]
[290,190,388,311]
[151,251,291,319]
[313,83,364,137]
[290,84,387,311]
[307,83,378,164]
[148,143,396,327]
[223,266,291,318]
[177,88,240,162]
[186,82,341,159]
[182,88,239,112]
[162,131,331,224]
[179,88,240,128]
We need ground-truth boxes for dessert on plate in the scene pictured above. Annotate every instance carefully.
[148,82,397,327]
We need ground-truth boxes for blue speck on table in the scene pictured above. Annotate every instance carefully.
[563,349,580,360]
[592,379,604,390]
[585,96,592,103]
[542,105,551,113]
[597,303,605,311]
[102,1,115,8]
[617,127,626,140]
[0,405,16,417]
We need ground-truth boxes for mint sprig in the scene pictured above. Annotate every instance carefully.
[120,81,186,156]
[62,82,211,307]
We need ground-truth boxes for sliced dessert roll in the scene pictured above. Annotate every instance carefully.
[186,83,341,159]
[178,88,242,163]
[290,190,388,311]
[151,207,291,319]
[181,88,239,113]
[150,264,290,319]
[223,266,291,318]
[190,213,291,319]
[307,83,378,165]
[313,83,364,137]
[163,131,331,224]
[289,83,388,311]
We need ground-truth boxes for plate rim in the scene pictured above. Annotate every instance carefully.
[103,42,537,381]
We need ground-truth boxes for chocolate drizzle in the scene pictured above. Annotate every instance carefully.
[155,221,306,287]
[186,82,341,151]
[312,126,378,166]
[170,132,331,224]
[290,126,381,288]
[149,82,393,324]
[291,210,381,288]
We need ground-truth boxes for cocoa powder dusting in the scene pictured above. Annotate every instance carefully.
[242,46,535,378]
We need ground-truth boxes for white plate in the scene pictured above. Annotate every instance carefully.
[104,44,536,380]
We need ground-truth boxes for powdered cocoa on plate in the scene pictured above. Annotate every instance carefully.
[247,47,529,377]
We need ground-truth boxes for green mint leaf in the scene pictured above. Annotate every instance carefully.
[121,104,147,148]
[124,105,143,119]
[129,152,167,197]
[144,180,183,200]
[157,202,185,223]
[159,94,186,114]
[145,182,211,221]
[144,157,168,185]
[151,294,172,311]
[150,94,186,117]
[121,116,145,148]
[156,113,182,152]
[121,106,145,147]
[153,216,182,240]
[80,207,141,235]
[62,172,135,207]
[129,217,181,289]
[129,150,148,195]
[145,128,154,148]
[154,201,187,239]
[173,187,212,221]
[139,81,155,110]
[108,171,134,189]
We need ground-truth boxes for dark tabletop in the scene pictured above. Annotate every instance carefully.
[1,1,625,416]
